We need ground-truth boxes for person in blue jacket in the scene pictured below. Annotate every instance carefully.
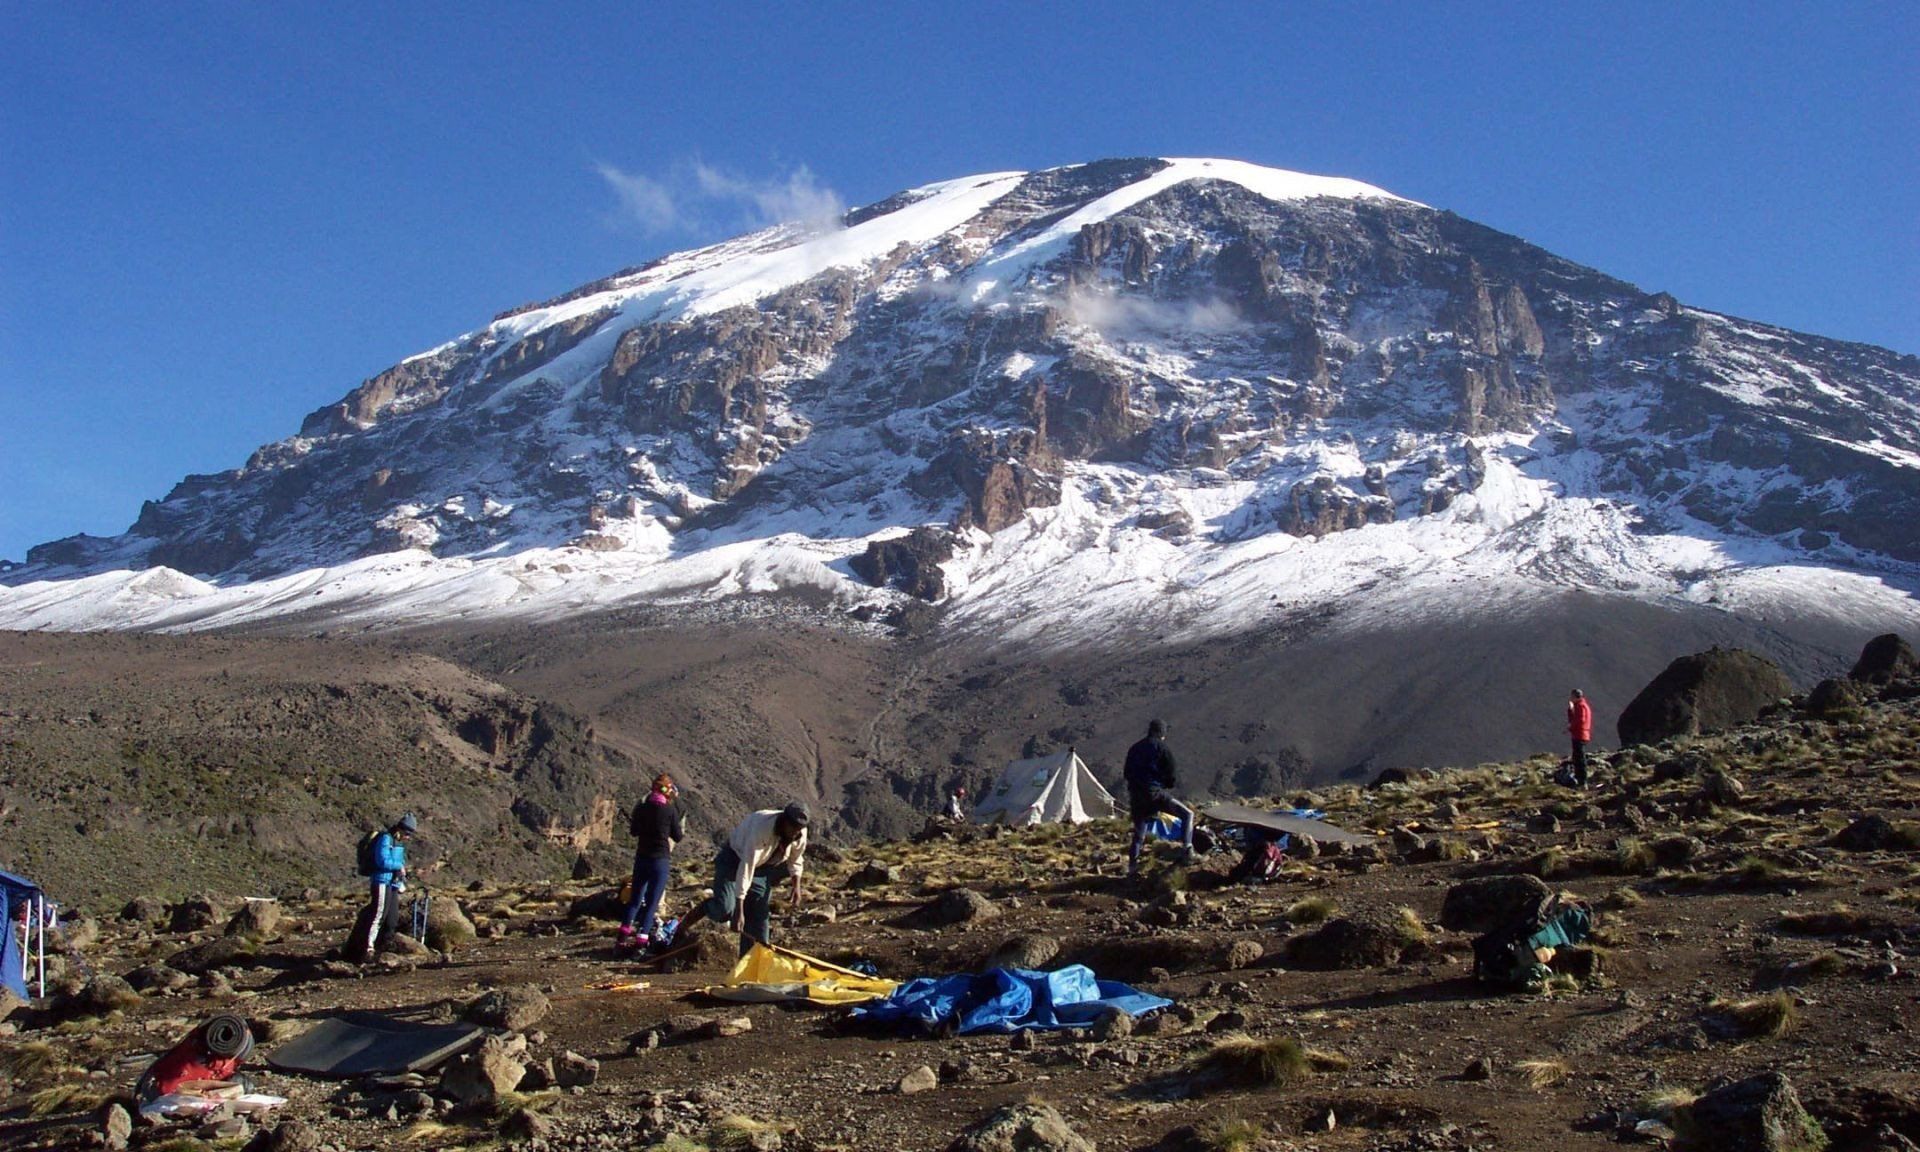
[347,813,417,962]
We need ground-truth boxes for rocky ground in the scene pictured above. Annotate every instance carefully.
[3,656,1919,1151]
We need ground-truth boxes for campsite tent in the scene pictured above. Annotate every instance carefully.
[1,870,49,1000]
[971,749,1116,826]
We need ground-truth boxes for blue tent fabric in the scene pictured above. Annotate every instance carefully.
[0,870,46,1000]
[849,965,1172,1034]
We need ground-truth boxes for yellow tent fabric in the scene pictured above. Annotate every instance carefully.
[702,943,899,1006]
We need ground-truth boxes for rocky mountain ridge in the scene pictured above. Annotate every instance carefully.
[4,156,1917,644]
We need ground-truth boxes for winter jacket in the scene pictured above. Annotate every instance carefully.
[1567,698,1593,742]
[369,831,407,885]
[1123,736,1178,801]
[630,791,686,859]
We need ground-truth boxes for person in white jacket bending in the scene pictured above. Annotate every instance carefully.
[679,803,809,955]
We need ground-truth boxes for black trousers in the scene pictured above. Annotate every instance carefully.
[347,881,402,959]
[1570,739,1589,784]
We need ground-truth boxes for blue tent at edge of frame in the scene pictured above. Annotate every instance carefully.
[1,869,48,1000]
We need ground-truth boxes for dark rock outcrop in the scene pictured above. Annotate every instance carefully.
[1683,1072,1827,1152]
[850,527,956,601]
[1617,648,1794,746]
[1851,634,1918,686]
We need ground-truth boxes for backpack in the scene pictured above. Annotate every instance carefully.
[1472,895,1593,987]
[355,831,384,878]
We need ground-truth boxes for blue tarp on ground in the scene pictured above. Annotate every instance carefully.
[849,965,1173,1035]
[1,869,46,999]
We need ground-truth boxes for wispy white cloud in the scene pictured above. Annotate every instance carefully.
[595,159,845,237]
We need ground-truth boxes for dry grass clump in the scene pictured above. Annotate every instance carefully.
[0,1041,63,1085]
[1636,1086,1698,1120]
[1203,1118,1264,1152]
[1774,951,1845,981]
[1529,846,1570,879]
[1188,1035,1348,1092]
[1284,896,1337,924]
[1392,906,1431,949]
[1516,1058,1570,1090]
[709,1115,800,1152]
[1601,885,1645,911]
[1613,839,1658,875]
[27,1082,107,1117]
[1778,904,1895,936]
[1713,991,1799,1039]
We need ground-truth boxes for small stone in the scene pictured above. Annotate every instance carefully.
[503,1108,554,1140]
[1009,1029,1037,1052]
[556,1050,599,1088]
[1463,1056,1493,1081]
[463,985,552,1032]
[101,1103,133,1150]
[1206,1010,1252,1033]
[898,1065,939,1094]
[710,1016,753,1039]
[1221,939,1263,970]
[1091,1008,1133,1041]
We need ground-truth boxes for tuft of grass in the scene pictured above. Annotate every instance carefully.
[1779,904,1892,936]
[1530,846,1570,879]
[1601,886,1644,911]
[710,1116,795,1152]
[1284,896,1337,925]
[1714,991,1798,1039]
[1188,1035,1347,1092]
[1777,951,1844,981]
[1732,855,1791,887]
[27,1082,107,1117]
[1636,1086,1698,1120]
[1205,1118,1264,1152]
[1516,1058,1570,1090]
[1613,839,1657,875]
[1393,907,1430,949]
[1432,838,1472,861]
[0,1042,61,1085]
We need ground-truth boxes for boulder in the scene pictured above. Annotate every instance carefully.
[846,862,903,889]
[244,1120,322,1152]
[1220,940,1263,970]
[556,1050,599,1088]
[1616,648,1793,746]
[1850,633,1918,686]
[945,1101,1096,1152]
[101,1102,132,1151]
[1440,874,1551,934]
[424,898,478,953]
[168,936,256,975]
[1832,814,1919,853]
[437,1036,525,1105]
[898,1065,940,1095]
[985,934,1060,971]
[1804,677,1863,716]
[225,900,282,941]
[169,895,225,933]
[463,985,551,1032]
[1287,910,1420,970]
[565,888,626,921]
[62,917,100,951]
[70,974,140,1016]
[900,888,999,930]
[1683,1071,1827,1152]
[1703,768,1747,806]
[0,986,25,1023]
[849,527,956,601]
[125,964,192,994]
[1091,1006,1134,1041]
[120,896,166,925]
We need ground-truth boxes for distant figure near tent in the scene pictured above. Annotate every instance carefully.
[1567,689,1594,787]
[971,748,1116,826]
[1125,720,1194,876]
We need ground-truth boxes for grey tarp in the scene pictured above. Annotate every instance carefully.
[1201,803,1376,846]
[266,1011,484,1078]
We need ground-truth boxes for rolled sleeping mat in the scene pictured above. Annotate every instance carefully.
[202,1013,254,1060]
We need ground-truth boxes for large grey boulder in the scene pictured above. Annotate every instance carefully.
[900,888,999,930]
[1440,874,1551,934]
[1683,1072,1827,1151]
[945,1101,1095,1152]
[1617,648,1793,746]
[463,984,551,1031]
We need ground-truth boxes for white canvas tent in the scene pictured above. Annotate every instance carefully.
[971,749,1116,826]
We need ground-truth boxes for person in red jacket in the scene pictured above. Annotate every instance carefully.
[1566,688,1594,787]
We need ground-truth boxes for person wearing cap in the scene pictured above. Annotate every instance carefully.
[618,774,685,953]
[1567,689,1594,787]
[1124,719,1193,876]
[349,813,416,962]
[135,1013,254,1106]
[679,803,809,955]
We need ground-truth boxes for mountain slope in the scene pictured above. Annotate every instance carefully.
[4,157,1917,650]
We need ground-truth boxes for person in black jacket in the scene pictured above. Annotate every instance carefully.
[1124,719,1194,876]
[618,774,685,952]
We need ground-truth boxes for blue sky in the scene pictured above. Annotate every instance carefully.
[2,2,1914,562]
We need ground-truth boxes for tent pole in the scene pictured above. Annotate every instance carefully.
[35,896,46,999]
